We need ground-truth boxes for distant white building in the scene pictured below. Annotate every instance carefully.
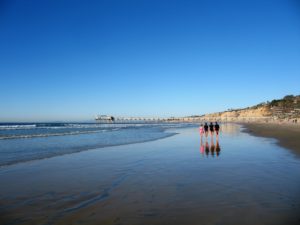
[95,115,115,122]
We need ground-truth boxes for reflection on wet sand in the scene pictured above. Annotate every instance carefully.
[200,138,221,157]
[216,139,221,156]
[220,123,240,135]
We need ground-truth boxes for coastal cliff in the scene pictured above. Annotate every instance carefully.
[171,95,300,123]
[201,95,300,122]
[205,106,272,120]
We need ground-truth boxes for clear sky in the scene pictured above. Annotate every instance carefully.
[1,0,300,122]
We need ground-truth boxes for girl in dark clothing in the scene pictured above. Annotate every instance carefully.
[204,122,209,138]
[214,122,220,137]
[209,122,214,136]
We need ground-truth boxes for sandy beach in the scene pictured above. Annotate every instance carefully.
[1,124,300,225]
[242,123,300,156]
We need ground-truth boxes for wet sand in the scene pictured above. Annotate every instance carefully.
[242,123,300,156]
[1,125,300,225]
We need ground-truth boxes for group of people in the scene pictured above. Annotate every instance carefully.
[199,122,220,138]
[199,122,221,157]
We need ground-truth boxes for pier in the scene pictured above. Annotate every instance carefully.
[95,116,169,123]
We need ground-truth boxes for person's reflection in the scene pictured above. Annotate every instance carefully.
[205,141,209,156]
[200,139,221,158]
[210,138,215,157]
[216,139,221,157]
[200,138,205,156]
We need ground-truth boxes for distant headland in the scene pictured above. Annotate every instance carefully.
[199,94,300,123]
[175,94,300,123]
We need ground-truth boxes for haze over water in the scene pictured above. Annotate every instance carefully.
[1,124,299,225]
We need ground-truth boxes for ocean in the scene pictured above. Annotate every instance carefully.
[0,122,194,167]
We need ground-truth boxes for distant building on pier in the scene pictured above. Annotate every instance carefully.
[95,115,115,122]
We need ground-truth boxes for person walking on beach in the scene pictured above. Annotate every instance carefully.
[209,122,214,137]
[214,122,220,138]
[199,124,204,139]
[204,122,209,138]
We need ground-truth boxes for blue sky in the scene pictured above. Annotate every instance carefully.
[1,0,300,122]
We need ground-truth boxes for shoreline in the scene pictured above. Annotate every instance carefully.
[0,131,178,168]
[1,125,300,225]
[241,122,300,156]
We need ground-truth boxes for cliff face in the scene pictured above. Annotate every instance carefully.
[176,95,300,122]
[206,106,272,119]
[202,105,274,122]
[203,95,300,122]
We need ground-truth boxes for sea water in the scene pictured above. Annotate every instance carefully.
[0,123,192,166]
